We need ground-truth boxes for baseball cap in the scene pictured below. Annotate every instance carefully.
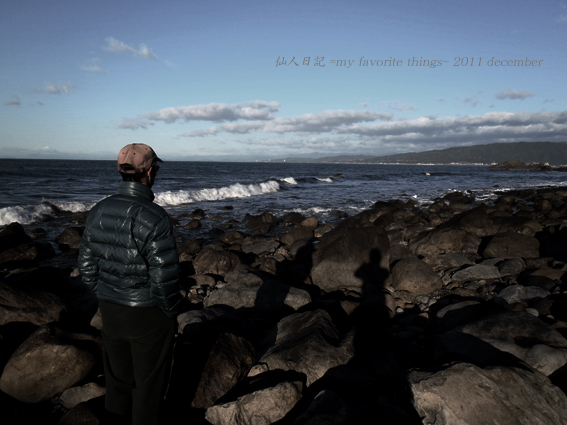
[117,143,163,174]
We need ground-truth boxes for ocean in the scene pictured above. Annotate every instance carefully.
[2,159,567,245]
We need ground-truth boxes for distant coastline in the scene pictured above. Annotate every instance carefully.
[259,141,567,166]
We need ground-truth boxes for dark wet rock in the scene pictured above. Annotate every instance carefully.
[191,332,255,409]
[56,226,84,251]
[425,252,474,272]
[187,274,216,287]
[293,389,411,425]
[221,230,245,245]
[245,212,278,229]
[409,362,567,425]
[177,305,255,341]
[193,249,242,277]
[438,311,567,375]
[294,390,348,425]
[281,226,313,246]
[178,239,202,260]
[491,216,543,237]
[0,222,32,254]
[409,228,480,257]
[495,285,550,305]
[58,402,100,425]
[518,271,560,291]
[0,281,66,326]
[0,242,55,268]
[450,264,500,283]
[439,207,498,238]
[482,232,540,259]
[314,223,335,237]
[205,380,303,425]
[283,212,306,225]
[301,216,318,229]
[204,278,311,313]
[251,257,279,275]
[249,310,354,386]
[0,325,97,403]
[60,382,106,409]
[189,208,206,219]
[241,237,279,255]
[390,257,442,297]
[435,301,483,331]
[489,257,526,276]
[183,219,201,230]
[310,218,390,293]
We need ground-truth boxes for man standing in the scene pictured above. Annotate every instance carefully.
[79,143,184,425]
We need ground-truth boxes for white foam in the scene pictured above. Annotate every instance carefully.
[279,177,298,185]
[50,200,95,213]
[0,199,95,227]
[316,177,333,183]
[155,181,280,206]
[0,204,53,226]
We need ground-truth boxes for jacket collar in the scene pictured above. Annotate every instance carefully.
[117,181,155,202]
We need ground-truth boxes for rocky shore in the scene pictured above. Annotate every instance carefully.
[3,186,567,424]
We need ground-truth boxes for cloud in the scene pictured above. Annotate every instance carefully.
[117,101,281,129]
[4,95,20,106]
[495,88,534,100]
[179,110,394,137]
[33,83,75,94]
[381,101,417,111]
[81,65,106,74]
[335,111,567,146]
[103,37,157,60]
[463,97,480,107]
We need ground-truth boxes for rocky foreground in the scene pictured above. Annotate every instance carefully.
[3,187,567,424]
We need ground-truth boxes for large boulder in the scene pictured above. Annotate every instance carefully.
[0,222,32,253]
[409,228,480,257]
[409,362,567,425]
[310,218,390,293]
[205,380,303,425]
[482,232,540,259]
[281,226,313,247]
[390,257,443,296]
[0,325,97,403]
[439,207,498,238]
[59,382,106,409]
[449,264,500,283]
[204,279,311,313]
[191,333,255,409]
[0,282,67,326]
[438,311,567,376]
[245,212,278,229]
[249,310,354,386]
[241,237,280,255]
[193,249,242,276]
[0,242,55,268]
[491,216,543,237]
[56,227,85,251]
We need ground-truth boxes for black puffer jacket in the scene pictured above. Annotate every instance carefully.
[78,181,183,318]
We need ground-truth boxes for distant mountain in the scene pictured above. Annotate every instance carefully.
[269,142,567,165]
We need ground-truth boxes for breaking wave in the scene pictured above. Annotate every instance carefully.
[0,200,94,226]
[155,180,281,206]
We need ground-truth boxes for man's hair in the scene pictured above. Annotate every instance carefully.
[119,161,157,182]
[120,172,146,183]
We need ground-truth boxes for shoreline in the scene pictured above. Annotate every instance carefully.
[2,182,567,422]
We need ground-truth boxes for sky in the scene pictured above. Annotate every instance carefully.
[1,0,567,161]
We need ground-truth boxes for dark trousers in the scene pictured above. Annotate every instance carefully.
[99,300,176,425]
